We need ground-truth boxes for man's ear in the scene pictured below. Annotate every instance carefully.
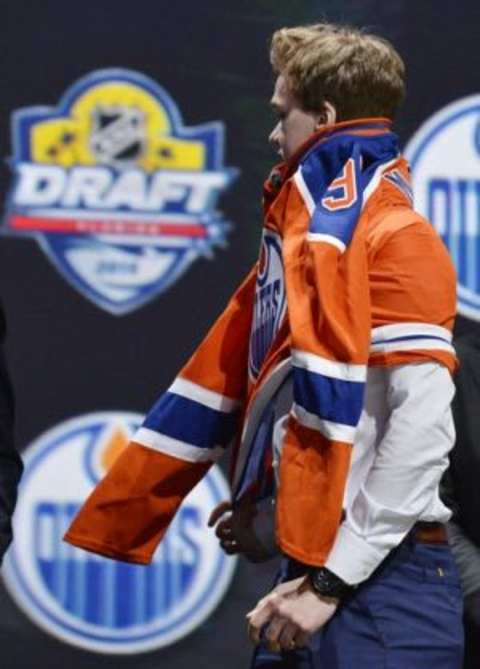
[315,101,337,128]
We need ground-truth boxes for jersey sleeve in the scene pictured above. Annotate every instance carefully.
[64,267,257,564]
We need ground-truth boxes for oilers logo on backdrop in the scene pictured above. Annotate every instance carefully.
[248,229,286,379]
[5,69,237,314]
[405,95,480,321]
[2,412,237,654]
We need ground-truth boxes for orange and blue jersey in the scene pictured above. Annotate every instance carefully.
[64,119,457,566]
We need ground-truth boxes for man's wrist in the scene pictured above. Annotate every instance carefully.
[308,566,356,601]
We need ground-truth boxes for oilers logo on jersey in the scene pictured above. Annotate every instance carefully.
[2,412,237,654]
[5,69,237,314]
[405,95,480,321]
[248,229,286,380]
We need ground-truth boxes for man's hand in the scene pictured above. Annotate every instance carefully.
[246,576,338,652]
[207,499,273,562]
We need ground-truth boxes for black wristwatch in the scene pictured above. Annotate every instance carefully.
[308,566,355,600]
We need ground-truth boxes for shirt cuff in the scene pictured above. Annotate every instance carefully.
[324,524,385,585]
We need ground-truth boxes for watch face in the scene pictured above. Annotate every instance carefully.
[310,568,350,599]
[311,568,331,592]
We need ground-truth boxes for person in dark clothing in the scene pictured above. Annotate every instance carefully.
[446,329,480,669]
[0,306,22,562]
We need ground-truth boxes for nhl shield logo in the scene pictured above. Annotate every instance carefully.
[2,412,237,654]
[90,105,146,167]
[5,69,237,315]
[405,95,480,321]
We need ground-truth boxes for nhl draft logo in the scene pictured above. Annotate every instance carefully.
[405,95,480,321]
[2,412,237,654]
[5,69,237,314]
[248,229,286,379]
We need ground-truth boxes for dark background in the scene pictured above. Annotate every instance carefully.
[1,1,479,667]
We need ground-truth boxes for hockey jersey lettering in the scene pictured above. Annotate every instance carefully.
[321,158,358,212]
[249,230,286,380]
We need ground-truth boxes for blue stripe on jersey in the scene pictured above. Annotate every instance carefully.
[309,201,362,245]
[384,170,413,204]
[372,334,451,345]
[143,392,238,449]
[293,367,365,427]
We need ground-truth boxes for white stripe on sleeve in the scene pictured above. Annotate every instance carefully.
[133,427,224,463]
[292,349,367,382]
[292,403,356,443]
[169,378,239,413]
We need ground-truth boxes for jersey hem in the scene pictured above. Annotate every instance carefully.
[63,532,151,565]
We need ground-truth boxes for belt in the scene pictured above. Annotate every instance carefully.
[412,521,448,544]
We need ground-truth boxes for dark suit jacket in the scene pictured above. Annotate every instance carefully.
[448,333,480,547]
[0,305,22,561]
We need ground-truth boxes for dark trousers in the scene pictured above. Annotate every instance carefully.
[251,536,464,668]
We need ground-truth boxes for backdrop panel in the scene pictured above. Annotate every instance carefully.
[1,1,479,667]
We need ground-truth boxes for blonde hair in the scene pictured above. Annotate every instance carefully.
[270,23,406,120]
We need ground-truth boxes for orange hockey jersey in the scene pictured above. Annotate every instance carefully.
[65,119,457,567]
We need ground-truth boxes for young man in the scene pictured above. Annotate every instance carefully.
[65,23,463,668]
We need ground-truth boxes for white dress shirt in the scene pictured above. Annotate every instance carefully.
[267,362,455,585]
